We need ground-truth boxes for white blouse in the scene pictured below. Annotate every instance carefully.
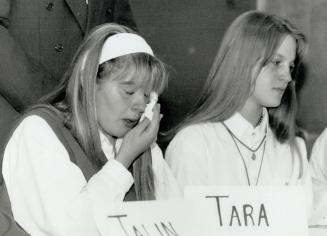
[165,109,313,216]
[309,128,327,224]
[310,127,327,188]
[2,115,180,236]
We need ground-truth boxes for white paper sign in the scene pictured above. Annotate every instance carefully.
[93,199,215,236]
[184,186,308,236]
[309,228,327,236]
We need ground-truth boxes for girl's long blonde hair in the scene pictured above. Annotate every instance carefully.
[168,11,307,176]
[173,11,306,142]
[36,23,168,199]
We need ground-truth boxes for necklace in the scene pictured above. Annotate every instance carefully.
[222,122,267,186]
[222,123,267,161]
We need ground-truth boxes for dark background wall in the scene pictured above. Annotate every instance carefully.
[130,0,256,133]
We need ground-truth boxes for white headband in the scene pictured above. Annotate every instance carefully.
[99,33,154,64]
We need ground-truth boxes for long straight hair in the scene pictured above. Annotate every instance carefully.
[169,11,306,175]
[33,23,168,200]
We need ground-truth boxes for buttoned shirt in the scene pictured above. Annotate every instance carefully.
[2,115,180,236]
[165,108,313,217]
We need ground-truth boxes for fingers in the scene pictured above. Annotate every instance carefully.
[117,104,162,167]
[137,116,151,130]
[138,105,161,140]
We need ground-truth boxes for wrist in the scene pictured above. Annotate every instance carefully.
[115,152,134,168]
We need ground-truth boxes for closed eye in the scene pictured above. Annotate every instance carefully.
[125,90,134,95]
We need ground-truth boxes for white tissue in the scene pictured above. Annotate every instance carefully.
[140,92,158,121]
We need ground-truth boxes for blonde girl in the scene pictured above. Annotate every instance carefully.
[2,23,179,236]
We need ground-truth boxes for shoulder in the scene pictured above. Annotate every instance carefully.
[171,122,218,143]
[3,114,70,171]
[312,127,327,148]
[309,127,327,160]
[6,114,63,151]
[167,124,202,149]
[267,127,307,156]
[15,114,54,134]
[165,122,220,157]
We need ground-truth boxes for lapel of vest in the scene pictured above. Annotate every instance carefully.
[65,0,88,33]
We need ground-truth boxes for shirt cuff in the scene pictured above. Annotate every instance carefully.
[87,159,134,203]
[103,159,134,187]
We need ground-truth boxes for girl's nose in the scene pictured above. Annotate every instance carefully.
[131,93,147,113]
[280,67,292,83]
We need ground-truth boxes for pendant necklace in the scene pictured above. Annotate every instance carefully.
[222,122,267,186]
[222,122,266,161]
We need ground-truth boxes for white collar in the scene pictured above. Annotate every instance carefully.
[224,108,268,140]
[99,131,123,160]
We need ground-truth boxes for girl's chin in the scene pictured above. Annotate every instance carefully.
[100,128,126,140]
[116,128,132,138]
[264,101,281,108]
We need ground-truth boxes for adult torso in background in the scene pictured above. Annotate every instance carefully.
[0,0,136,158]
[0,0,136,110]
[10,0,87,81]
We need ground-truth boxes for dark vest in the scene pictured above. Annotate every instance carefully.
[0,107,137,236]
[26,107,136,200]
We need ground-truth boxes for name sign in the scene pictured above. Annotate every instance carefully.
[93,200,214,236]
[184,186,308,236]
[308,228,327,236]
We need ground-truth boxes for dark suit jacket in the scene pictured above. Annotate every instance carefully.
[0,0,136,110]
[0,0,136,155]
